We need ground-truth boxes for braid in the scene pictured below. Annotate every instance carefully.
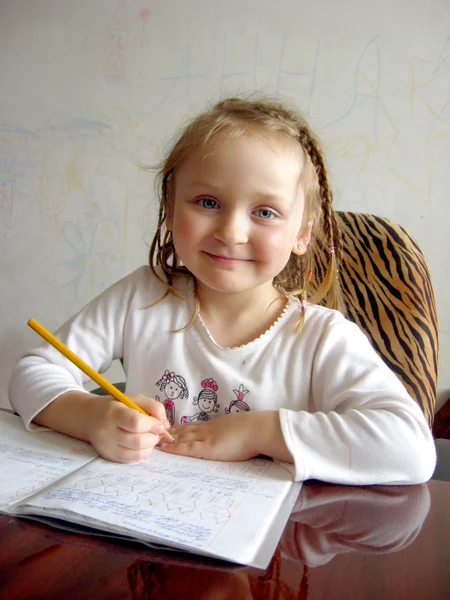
[298,128,345,313]
[148,171,192,308]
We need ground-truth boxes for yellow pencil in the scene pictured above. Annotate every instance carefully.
[27,318,176,444]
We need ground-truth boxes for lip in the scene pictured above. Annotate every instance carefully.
[202,251,251,263]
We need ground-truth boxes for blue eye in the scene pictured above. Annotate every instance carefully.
[199,198,218,209]
[256,208,275,219]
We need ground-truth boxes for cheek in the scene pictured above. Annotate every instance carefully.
[173,211,206,245]
[256,228,296,258]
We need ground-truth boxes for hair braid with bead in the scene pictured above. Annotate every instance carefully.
[296,127,345,313]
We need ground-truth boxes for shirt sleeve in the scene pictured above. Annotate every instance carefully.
[279,313,436,485]
[8,266,148,430]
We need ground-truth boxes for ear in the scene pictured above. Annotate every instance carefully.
[292,220,313,256]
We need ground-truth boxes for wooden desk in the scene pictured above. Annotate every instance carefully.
[0,480,449,599]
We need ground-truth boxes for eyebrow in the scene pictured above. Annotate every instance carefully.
[250,190,293,204]
[183,181,292,204]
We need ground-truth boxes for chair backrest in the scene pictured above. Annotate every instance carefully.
[314,212,438,426]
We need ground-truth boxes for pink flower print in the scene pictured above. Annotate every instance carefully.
[202,378,218,392]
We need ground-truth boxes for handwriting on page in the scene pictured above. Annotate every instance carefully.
[0,444,84,467]
[0,414,97,510]
[20,451,290,549]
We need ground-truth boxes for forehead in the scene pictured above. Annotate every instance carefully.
[174,130,304,188]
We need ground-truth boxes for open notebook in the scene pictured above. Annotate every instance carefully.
[0,411,301,569]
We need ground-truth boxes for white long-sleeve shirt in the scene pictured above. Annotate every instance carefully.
[9,265,436,484]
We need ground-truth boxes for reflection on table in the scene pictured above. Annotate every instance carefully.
[1,480,448,600]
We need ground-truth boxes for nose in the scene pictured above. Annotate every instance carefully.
[213,212,248,246]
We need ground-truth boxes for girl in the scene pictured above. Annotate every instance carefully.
[155,369,189,425]
[181,378,220,423]
[9,97,436,484]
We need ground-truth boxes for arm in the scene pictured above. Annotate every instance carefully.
[9,267,146,429]
[162,314,436,484]
[278,317,436,484]
[8,267,170,462]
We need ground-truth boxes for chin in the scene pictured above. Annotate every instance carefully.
[196,276,252,295]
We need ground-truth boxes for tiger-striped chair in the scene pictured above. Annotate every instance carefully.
[323,212,438,426]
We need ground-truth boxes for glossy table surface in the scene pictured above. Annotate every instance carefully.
[0,479,449,600]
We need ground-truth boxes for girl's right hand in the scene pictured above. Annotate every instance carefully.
[85,394,170,463]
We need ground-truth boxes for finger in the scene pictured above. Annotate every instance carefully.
[168,429,202,444]
[160,440,207,459]
[170,423,201,435]
[117,407,167,435]
[128,395,171,428]
[112,445,155,464]
[117,430,161,452]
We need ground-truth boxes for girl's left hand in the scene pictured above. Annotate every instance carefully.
[159,412,258,461]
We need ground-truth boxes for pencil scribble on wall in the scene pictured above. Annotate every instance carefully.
[54,213,122,299]
[0,127,43,246]
[275,34,321,118]
[103,0,129,82]
[35,119,112,236]
[153,36,209,111]
[139,7,151,47]
[319,35,417,211]
[0,156,30,234]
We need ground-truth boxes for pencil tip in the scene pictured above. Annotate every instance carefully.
[172,439,177,444]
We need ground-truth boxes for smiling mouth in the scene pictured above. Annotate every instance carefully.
[203,251,251,263]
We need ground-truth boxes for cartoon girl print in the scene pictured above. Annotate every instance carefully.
[181,378,220,423]
[155,370,189,425]
[225,384,251,414]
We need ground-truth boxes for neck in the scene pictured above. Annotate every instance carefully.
[195,281,287,347]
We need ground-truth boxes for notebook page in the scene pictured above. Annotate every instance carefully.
[16,449,297,567]
[0,411,98,512]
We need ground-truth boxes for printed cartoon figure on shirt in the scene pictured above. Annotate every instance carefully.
[225,384,251,414]
[155,370,189,426]
[181,378,220,423]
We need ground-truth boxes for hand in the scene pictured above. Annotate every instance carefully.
[86,394,170,463]
[161,410,294,464]
[160,412,259,461]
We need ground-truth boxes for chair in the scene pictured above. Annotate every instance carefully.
[316,212,447,481]
[315,211,439,426]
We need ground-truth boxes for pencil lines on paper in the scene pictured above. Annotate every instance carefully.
[20,454,278,545]
[199,506,231,525]
[69,470,244,522]
[0,477,56,507]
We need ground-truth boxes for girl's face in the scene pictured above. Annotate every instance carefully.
[198,394,215,413]
[167,131,312,299]
[166,382,181,399]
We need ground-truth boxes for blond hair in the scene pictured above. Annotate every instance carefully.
[148,96,345,326]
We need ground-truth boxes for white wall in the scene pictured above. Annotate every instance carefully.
[0,0,449,410]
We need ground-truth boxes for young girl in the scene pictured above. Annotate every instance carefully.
[8,97,436,485]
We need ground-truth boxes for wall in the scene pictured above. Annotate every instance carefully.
[0,0,449,409]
